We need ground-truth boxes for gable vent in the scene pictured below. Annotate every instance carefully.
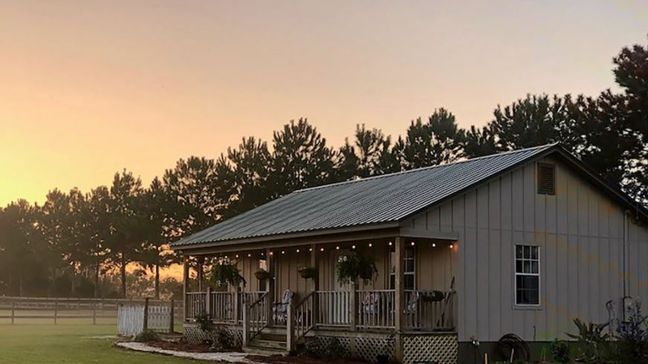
[537,163,555,195]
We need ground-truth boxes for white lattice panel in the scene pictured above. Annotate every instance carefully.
[403,334,457,364]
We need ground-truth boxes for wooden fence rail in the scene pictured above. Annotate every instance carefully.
[0,296,183,326]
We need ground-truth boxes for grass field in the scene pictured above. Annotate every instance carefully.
[0,322,198,364]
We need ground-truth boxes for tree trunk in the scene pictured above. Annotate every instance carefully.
[94,262,101,298]
[155,264,160,300]
[120,252,127,298]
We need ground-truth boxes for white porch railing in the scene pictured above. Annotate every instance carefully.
[316,290,352,327]
[357,289,396,329]
[189,289,456,332]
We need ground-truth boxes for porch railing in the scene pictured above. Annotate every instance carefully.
[357,289,395,329]
[209,291,237,324]
[243,292,269,344]
[316,290,352,327]
[404,290,456,331]
[293,291,315,342]
[185,292,207,319]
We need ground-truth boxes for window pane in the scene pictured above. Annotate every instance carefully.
[524,246,530,259]
[405,259,415,273]
[516,246,523,259]
[523,261,531,273]
[531,261,539,274]
[405,247,415,259]
[404,274,415,290]
[389,275,395,290]
[531,247,538,260]
[516,261,523,273]
[516,275,539,305]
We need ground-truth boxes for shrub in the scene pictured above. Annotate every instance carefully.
[304,337,349,360]
[134,329,159,342]
[567,318,611,363]
[550,339,570,363]
[616,306,648,363]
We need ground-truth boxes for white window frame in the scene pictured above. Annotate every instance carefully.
[389,246,416,290]
[514,244,541,307]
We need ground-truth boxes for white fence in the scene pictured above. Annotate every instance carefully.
[116,298,176,336]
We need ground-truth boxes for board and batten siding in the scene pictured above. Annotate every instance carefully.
[401,156,648,343]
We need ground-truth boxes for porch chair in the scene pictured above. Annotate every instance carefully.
[272,289,294,324]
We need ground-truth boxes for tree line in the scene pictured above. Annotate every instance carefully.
[0,41,645,299]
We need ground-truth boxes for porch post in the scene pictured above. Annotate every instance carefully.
[394,237,404,362]
[183,256,190,322]
[197,256,204,292]
[350,280,357,331]
[205,286,211,317]
[266,248,275,327]
[310,244,319,327]
[242,296,250,347]
[286,301,295,353]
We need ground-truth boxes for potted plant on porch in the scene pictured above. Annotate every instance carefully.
[254,268,270,281]
[298,266,318,279]
[209,258,246,288]
[336,251,378,284]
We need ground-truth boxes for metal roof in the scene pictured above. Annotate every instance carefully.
[172,144,560,248]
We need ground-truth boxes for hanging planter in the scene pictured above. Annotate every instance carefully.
[336,251,377,284]
[255,269,270,281]
[298,266,318,279]
[209,258,246,288]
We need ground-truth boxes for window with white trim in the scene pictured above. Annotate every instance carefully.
[515,245,540,305]
[389,246,415,290]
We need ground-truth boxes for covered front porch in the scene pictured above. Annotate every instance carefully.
[180,231,458,361]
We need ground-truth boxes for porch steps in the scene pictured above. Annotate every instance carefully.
[246,331,288,354]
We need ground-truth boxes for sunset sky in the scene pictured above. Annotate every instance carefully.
[1,0,646,206]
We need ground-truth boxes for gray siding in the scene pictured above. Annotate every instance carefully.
[401,156,648,342]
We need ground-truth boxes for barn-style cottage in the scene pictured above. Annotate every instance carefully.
[171,143,648,364]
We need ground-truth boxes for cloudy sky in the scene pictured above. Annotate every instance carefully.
[1,0,646,205]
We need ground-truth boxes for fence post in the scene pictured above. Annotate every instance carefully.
[54,299,58,325]
[11,302,15,325]
[143,297,149,332]
[92,302,97,325]
[169,298,175,333]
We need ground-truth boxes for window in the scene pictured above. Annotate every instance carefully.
[389,246,416,290]
[537,163,555,195]
[515,245,540,305]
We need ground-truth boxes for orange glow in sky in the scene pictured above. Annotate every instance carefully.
[1,0,646,206]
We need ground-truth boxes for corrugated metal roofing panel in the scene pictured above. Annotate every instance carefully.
[172,144,557,247]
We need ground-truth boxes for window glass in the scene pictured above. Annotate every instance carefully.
[515,245,540,305]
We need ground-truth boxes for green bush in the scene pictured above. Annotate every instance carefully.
[550,339,570,363]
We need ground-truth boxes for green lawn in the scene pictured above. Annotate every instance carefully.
[0,323,198,364]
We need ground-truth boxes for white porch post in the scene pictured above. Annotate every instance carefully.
[182,256,190,322]
[242,296,250,347]
[266,248,275,327]
[310,243,319,327]
[394,236,404,362]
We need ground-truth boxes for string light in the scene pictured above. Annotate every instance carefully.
[410,242,416,246]
[281,250,285,255]
[432,243,436,248]
[235,254,239,258]
[247,253,252,257]
[269,251,274,256]
[368,243,373,248]
[449,244,454,249]
[296,249,300,253]
[351,245,356,250]
[388,241,393,246]
[320,247,324,252]
[309,248,313,252]
[336,246,340,250]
